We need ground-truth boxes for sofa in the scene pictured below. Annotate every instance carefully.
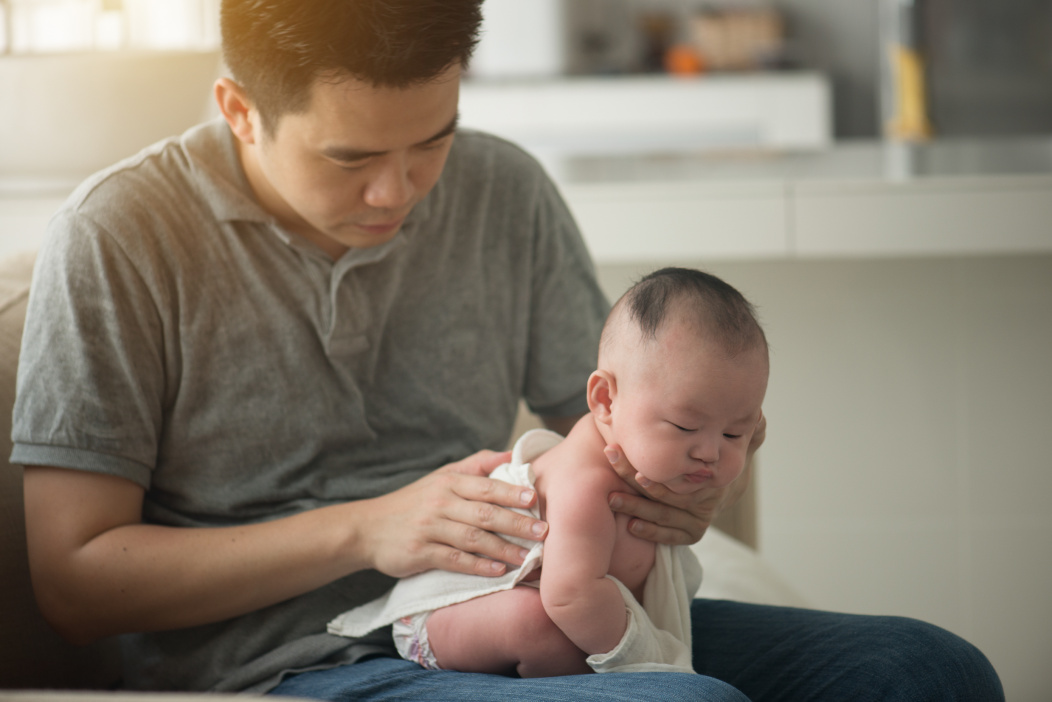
[0,250,122,690]
[0,248,797,692]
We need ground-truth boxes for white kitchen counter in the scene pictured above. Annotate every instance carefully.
[2,137,1050,263]
[552,137,1052,263]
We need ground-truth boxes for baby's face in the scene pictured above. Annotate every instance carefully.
[610,326,768,495]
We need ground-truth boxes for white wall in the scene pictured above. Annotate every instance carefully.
[597,254,1052,702]
[0,51,220,181]
[469,0,566,79]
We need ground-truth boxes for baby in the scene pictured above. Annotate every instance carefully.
[329,267,769,677]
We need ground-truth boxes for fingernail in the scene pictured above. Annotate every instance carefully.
[489,561,506,574]
[520,489,535,506]
[609,495,623,510]
[604,447,620,464]
[630,520,645,535]
[531,521,548,537]
[518,548,531,561]
[636,473,652,488]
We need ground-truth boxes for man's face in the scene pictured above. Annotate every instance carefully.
[240,64,461,258]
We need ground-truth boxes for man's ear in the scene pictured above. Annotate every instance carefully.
[214,77,259,145]
[587,370,616,425]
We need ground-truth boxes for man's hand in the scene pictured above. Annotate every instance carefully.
[22,451,549,644]
[356,449,549,579]
[606,410,766,545]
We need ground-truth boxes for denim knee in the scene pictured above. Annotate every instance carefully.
[859,616,1004,702]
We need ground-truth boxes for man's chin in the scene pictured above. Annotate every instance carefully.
[328,224,403,249]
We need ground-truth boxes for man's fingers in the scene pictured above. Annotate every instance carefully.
[605,445,692,508]
[429,543,509,577]
[438,463,538,511]
[443,450,512,478]
[442,472,545,541]
[372,449,549,577]
[629,472,697,510]
[445,519,534,569]
[439,488,547,553]
[427,463,548,569]
[625,519,697,547]
[609,491,704,544]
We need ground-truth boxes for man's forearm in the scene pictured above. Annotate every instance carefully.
[25,449,541,645]
[25,467,370,644]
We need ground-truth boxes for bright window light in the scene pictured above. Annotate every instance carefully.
[2,0,219,53]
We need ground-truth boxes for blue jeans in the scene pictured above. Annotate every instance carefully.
[270,599,1004,702]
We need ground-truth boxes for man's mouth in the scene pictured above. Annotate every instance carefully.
[356,218,404,235]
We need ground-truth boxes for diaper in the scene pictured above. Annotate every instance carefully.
[392,611,442,671]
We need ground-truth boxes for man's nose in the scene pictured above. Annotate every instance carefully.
[363,155,414,210]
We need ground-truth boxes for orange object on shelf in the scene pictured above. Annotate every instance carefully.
[664,43,706,75]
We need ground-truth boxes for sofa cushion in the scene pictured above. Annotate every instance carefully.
[0,251,122,689]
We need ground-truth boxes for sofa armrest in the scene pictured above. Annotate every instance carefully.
[0,251,123,690]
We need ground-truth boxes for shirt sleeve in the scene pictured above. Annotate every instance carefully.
[10,206,167,487]
[522,171,611,419]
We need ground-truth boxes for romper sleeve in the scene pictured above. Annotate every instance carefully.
[521,171,610,419]
[586,546,702,674]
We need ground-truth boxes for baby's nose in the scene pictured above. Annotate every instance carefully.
[690,438,719,464]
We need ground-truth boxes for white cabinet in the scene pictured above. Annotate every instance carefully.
[563,180,788,263]
[553,140,1052,263]
[459,73,832,154]
[793,175,1052,258]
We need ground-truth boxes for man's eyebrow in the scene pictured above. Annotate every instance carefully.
[321,113,459,162]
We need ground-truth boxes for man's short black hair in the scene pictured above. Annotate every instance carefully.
[221,0,483,134]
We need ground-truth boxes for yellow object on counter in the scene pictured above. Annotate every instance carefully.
[886,44,933,142]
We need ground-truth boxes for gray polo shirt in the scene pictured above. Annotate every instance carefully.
[11,119,609,691]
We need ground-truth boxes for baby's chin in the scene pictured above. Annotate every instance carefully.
[636,472,712,495]
[662,479,710,495]
[659,472,741,495]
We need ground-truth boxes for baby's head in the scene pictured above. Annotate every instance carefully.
[588,268,768,494]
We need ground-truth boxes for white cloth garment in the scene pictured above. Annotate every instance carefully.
[327,429,702,674]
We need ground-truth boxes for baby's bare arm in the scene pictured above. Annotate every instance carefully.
[539,461,629,655]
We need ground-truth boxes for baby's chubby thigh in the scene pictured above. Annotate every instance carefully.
[426,585,591,678]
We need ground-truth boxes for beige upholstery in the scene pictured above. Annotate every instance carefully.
[0,250,755,691]
[0,252,123,689]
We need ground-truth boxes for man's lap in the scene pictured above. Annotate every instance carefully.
[269,656,745,702]
[269,599,1003,702]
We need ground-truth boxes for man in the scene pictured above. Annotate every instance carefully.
[13,1,1002,700]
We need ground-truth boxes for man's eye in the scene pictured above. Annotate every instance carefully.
[419,139,447,151]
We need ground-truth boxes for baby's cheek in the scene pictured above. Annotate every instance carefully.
[720,452,748,484]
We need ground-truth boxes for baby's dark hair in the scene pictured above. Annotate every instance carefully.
[605,267,767,358]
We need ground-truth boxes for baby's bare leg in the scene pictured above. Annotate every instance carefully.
[426,585,591,678]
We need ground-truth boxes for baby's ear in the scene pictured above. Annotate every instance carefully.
[587,370,615,425]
